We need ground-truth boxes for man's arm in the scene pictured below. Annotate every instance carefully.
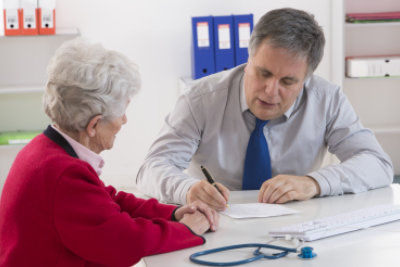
[136,94,201,204]
[136,91,231,209]
[258,84,393,204]
[309,87,393,196]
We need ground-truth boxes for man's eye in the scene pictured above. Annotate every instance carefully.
[282,79,295,86]
[261,71,271,78]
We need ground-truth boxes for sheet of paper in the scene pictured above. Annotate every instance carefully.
[220,203,299,219]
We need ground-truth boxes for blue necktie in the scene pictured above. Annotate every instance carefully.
[242,118,272,190]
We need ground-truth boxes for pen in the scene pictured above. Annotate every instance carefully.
[200,165,228,205]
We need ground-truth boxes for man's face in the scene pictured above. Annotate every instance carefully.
[244,40,308,121]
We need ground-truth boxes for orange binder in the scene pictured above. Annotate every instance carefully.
[3,0,21,36]
[38,0,56,35]
[20,0,39,35]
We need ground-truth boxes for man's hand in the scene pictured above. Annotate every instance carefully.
[174,200,219,231]
[186,180,230,211]
[258,175,320,204]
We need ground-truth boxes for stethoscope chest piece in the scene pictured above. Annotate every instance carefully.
[298,246,317,259]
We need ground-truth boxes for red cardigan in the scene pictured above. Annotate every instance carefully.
[0,127,204,267]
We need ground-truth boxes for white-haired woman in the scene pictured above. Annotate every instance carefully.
[0,39,218,267]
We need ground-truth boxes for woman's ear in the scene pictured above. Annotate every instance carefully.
[86,115,102,137]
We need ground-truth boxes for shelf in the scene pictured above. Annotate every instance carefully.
[344,76,400,85]
[367,126,400,134]
[0,85,44,95]
[0,27,80,39]
[0,130,41,146]
[345,21,400,28]
[345,76,400,80]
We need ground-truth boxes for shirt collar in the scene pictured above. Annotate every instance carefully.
[51,125,105,176]
[240,78,305,121]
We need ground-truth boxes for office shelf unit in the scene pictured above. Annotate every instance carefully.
[0,29,79,192]
[343,0,400,174]
[0,28,79,135]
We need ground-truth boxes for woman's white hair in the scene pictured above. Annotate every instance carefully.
[43,38,140,132]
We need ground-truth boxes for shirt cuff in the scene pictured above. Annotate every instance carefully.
[176,177,200,205]
[307,170,333,197]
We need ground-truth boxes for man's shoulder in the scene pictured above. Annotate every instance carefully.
[304,75,341,100]
[183,64,245,99]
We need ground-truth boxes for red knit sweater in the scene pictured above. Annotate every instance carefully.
[0,131,204,267]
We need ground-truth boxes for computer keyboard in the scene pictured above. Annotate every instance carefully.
[268,204,400,241]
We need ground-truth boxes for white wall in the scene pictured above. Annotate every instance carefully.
[0,0,335,190]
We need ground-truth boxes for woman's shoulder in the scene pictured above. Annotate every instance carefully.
[15,133,96,178]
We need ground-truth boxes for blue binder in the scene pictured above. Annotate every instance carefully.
[191,16,216,79]
[233,14,253,66]
[213,15,235,72]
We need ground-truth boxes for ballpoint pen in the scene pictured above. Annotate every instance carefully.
[200,165,229,206]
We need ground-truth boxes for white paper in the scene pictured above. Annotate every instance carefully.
[238,23,251,48]
[197,22,209,48]
[218,24,231,49]
[221,203,299,219]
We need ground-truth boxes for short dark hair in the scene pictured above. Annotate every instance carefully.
[249,8,325,76]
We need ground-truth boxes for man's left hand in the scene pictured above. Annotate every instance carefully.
[258,175,320,204]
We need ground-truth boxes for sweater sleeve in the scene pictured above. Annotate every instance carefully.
[104,185,177,221]
[53,165,204,267]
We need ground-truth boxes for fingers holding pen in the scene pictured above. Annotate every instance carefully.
[204,181,229,211]
[215,182,230,203]
[187,180,228,211]
[199,166,230,211]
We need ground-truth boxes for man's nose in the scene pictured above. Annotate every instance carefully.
[264,78,279,98]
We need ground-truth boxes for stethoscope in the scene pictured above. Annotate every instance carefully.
[190,239,316,266]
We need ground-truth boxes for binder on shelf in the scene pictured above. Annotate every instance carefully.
[346,56,400,78]
[213,15,235,72]
[20,0,39,35]
[38,0,56,35]
[191,16,215,79]
[233,14,253,66]
[3,0,22,36]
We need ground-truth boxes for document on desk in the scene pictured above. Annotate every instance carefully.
[221,203,299,219]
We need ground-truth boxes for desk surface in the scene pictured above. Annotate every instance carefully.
[143,184,400,267]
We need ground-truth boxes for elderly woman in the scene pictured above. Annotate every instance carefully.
[0,39,218,266]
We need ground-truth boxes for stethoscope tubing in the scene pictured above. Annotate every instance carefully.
[190,243,298,266]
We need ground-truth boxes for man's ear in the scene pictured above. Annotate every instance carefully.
[244,61,249,73]
[86,115,102,137]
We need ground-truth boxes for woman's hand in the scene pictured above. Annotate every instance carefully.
[175,200,219,233]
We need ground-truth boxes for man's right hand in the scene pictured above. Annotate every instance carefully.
[186,180,230,211]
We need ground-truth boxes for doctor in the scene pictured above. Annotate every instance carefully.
[136,8,393,210]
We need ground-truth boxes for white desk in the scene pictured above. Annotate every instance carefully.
[143,184,400,267]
